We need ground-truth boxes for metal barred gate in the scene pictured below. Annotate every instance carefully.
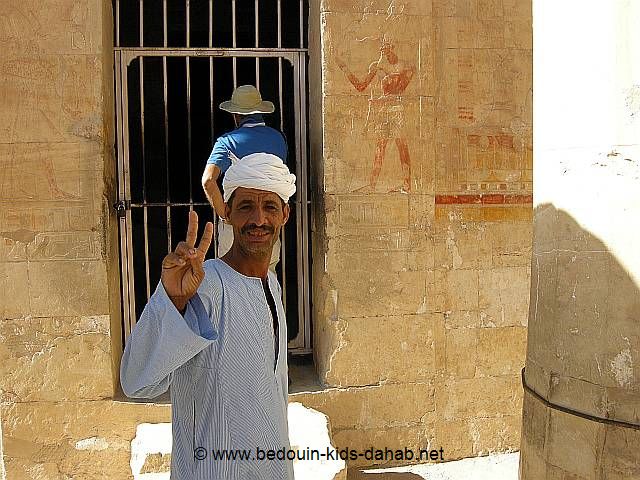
[112,1,311,353]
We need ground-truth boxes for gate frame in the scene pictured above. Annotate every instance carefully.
[114,48,311,353]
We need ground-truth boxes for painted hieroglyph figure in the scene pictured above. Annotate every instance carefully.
[337,39,415,193]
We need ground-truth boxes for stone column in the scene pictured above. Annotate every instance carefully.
[519,1,640,478]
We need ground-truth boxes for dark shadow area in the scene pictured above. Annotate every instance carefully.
[115,0,308,49]
[525,203,639,422]
[349,471,424,479]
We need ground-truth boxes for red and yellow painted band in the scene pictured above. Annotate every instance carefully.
[435,194,533,205]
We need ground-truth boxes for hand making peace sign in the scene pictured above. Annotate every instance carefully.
[161,211,214,312]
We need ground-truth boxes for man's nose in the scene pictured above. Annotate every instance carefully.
[248,206,267,226]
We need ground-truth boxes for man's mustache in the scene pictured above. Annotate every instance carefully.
[241,224,275,235]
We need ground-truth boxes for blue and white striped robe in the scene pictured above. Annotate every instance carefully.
[120,259,293,480]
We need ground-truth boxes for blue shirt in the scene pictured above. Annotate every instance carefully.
[206,115,288,174]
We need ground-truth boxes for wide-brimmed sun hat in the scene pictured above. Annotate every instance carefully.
[219,85,275,114]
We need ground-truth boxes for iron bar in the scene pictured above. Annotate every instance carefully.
[114,0,310,349]
[299,54,311,347]
[292,57,305,347]
[208,0,218,257]
[186,0,193,209]
[139,0,152,300]
[255,0,260,87]
[131,202,210,207]
[299,0,304,48]
[232,0,237,87]
[163,0,171,252]
[115,0,120,47]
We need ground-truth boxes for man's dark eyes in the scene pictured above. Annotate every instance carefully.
[237,203,277,211]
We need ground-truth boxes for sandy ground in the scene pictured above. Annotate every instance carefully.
[349,452,519,480]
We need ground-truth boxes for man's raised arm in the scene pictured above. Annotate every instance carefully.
[120,211,215,398]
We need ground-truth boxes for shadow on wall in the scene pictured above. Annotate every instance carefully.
[349,472,423,479]
[527,202,640,397]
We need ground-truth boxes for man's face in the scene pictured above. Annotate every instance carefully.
[225,187,290,259]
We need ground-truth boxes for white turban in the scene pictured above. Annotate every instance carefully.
[223,152,296,203]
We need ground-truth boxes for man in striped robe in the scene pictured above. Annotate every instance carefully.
[121,153,296,479]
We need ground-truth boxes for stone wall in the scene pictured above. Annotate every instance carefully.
[310,0,532,467]
[519,1,640,478]
[0,1,151,477]
[0,0,533,477]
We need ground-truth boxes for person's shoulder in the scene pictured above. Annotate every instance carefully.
[214,130,235,144]
[260,124,285,136]
[261,126,287,148]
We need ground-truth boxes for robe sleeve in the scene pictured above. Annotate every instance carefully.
[120,280,218,399]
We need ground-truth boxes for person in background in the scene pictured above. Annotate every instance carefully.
[202,85,288,270]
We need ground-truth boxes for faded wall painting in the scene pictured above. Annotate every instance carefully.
[325,7,429,196]
[435,41,533,218]
[336,37,415,193]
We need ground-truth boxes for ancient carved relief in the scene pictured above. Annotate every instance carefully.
[437,48,533,207]
[336,37,415,194]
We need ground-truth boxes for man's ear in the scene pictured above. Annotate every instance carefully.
[282,204,291,225]
[224,203,232,220]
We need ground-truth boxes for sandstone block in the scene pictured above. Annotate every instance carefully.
[436,376,522,420]
[1,400,170,480]
[409,195,435,232]
[433,419,474,460]
[466,415,521,455]
[0,233,28,262]
[504,19,533,48]
[434,222,492,270]
[293,382,436,431]
[443,310,482,329]
[326,228,428,253]
[321,0,431,16]
[331,425,432,468]
[0,142,103,203]
[478,266,530,327]
[0,55,105,143]
[519,390,549,456]
[327,194,410,237]
[445,328,478,378]
[601,425,640,478]
[324,314,444,385]
[26,231,103,261]
[327,260,427,317]
[0,203,102,234]
[0,0,104,56]
[488,222,533,267]
[545,408,605,480]
[0,261,30,318]
[476,326,527,377]
[503,0,532,18]
[28,260,110,317]
[0,316,112,402]
[442,268,479,310]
